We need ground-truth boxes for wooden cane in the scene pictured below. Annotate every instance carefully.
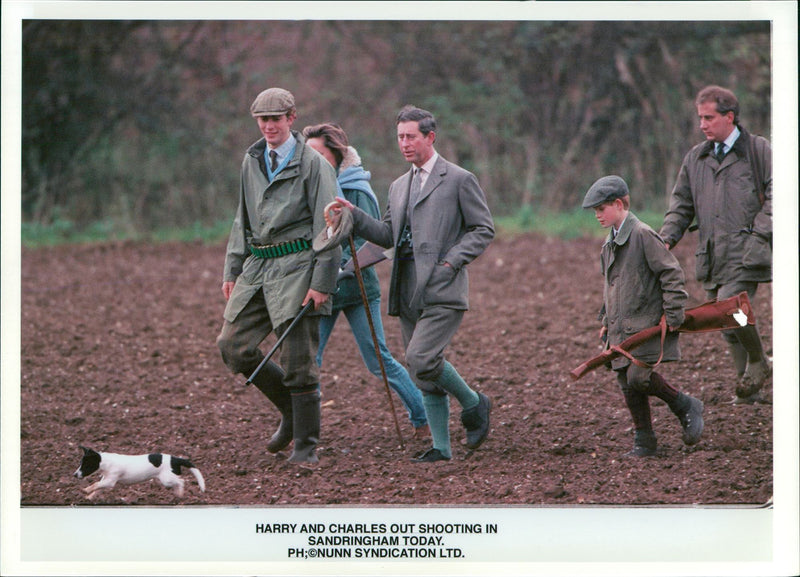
[348,234,405,449]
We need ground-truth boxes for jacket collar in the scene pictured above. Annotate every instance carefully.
[247,130,305,164]
[730,125,750,156]
[417,154,446,198]
[699,125,750,159]
[246,131,305,179]
[604,212,638,248]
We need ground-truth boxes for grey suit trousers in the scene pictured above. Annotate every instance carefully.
[396,259,464,395]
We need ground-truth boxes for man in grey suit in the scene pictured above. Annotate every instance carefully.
[334,105,495,462]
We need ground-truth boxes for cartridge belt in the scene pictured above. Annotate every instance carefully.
[250,238,311,259]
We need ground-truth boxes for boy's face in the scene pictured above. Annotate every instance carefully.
[593,199,627,229]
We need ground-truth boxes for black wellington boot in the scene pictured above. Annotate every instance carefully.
[460,392,492,450]
[288,387,321,465]
[625,429,657,457]
[668,392,704,446]
[250,361,293,453]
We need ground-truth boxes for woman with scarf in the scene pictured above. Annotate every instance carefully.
[302,123,430,440]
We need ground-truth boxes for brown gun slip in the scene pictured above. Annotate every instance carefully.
[570,291,755,380]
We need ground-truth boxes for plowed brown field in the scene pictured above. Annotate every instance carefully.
[20,233,773,506]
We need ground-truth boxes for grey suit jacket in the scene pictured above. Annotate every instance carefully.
[352,155,494,315]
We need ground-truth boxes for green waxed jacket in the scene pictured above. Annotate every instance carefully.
[222,131,341,328]
[660,127,772,288]
[601,213,688,370]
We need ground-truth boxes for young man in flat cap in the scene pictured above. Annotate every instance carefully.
[216,87,341,465]
[583,175,704,457]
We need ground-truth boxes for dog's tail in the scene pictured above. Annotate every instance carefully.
[189,467,206,492]
[171,457,206,492]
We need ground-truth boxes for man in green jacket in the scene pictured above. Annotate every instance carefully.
[660,85,772,404]
[216,87,341,464]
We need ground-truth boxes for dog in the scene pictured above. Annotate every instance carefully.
[74,446,206,499]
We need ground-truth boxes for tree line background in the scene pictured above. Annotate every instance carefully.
[21,20,771,236]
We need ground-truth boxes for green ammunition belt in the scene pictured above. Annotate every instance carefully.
[250,238,311,259]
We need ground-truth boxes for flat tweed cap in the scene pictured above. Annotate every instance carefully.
[582,175,630,208]
[313,203,353,253]
[250,88,295,117]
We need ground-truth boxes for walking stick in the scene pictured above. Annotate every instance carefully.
[348,234,405,449]
[245,300,315,386]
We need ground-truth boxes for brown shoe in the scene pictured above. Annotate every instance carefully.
[413,424,431,440]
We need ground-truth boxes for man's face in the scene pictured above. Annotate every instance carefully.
[397,121,435,167]
[697,102,735,143]
[256,113,295,148]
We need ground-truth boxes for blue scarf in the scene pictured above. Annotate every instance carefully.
[338,166,380,216]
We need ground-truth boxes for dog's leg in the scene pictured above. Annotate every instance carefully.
[84,482,105,500]
[83,476,117,499]
[160,472,185,497]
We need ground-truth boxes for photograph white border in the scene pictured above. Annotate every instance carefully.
[3,2,797,576]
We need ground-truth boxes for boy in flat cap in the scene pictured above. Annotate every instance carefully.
[583,175,704,456]
[216,87,341,465]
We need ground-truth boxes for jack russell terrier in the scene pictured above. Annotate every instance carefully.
[74,446,206,499]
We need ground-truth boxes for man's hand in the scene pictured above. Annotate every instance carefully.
[303,288,329,310]
[333,196,355,211]
[222,281,235,301]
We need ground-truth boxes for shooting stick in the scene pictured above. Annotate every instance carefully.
[245,300,315,386]
[349,234,405,448]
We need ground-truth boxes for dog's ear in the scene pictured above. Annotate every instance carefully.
[80,445,92,454]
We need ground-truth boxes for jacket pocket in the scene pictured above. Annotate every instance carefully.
[422,263,465,308]
[742,232,772,270]
[694,241,712,282]
[426,262,457,292]
[622,313,658,337]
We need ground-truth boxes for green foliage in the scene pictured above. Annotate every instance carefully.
[20,20,771,237]
[495,206,668,240]
[149,220,233,244]
[21,217,128,247]
[22,219,231,248]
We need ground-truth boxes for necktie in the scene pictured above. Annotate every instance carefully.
[406,168,421,222]
[269,150,278,172]
[715,143,725,162]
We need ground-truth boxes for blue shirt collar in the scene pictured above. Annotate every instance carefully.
[266,134,296,178]
[719,125,740,154]
[268,134,296,165]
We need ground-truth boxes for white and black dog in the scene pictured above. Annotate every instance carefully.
[74,446,206,499]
